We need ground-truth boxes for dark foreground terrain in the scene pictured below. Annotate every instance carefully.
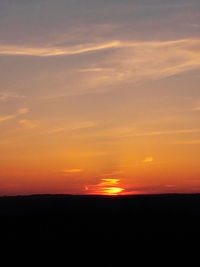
[0,194,200,245]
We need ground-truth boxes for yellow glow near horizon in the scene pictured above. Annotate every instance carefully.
[85,178,125,195]
[101,187,125,195]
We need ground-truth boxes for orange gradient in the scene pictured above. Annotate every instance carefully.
[0,0,200,196]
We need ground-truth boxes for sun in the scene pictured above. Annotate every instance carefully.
[85,178,125,195]
[101,187,124,195]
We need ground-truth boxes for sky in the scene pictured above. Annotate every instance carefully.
[0,0,200,195]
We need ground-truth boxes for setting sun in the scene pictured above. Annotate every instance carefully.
[85,178,125,195]
[101,187,124,195]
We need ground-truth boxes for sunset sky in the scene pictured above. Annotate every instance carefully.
[0,0,200,195]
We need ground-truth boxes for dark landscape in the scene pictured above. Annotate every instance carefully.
[1,194,200,244]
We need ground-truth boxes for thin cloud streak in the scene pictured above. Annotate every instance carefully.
[85,127,200,139]
[18,119,40,129]
[136,129,200,137]
[1,38,199,100]
[0,92,24,101]
[0,38,199,57]
[135,129,200,137]
[45,121,97,135]
[62,169,83,175]
[34,38,200,98]
[0,41,121,56]
[173,140,200,145]
[0,108,29,123]
[0,114,16,122]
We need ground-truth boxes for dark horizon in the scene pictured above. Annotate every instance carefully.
[1,192,200,198]
[1,193,200,244]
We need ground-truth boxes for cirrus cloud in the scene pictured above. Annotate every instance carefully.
[18,119,40,129]
[0,92,24,102]
[0,108,30,123]
[1,38,200,97]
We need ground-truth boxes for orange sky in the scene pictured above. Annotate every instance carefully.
[0,0,200,195]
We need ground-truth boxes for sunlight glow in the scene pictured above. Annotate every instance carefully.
[101,187,124,195]
[85,178,125,195]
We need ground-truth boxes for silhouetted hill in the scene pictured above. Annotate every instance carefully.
[1,194,200,244]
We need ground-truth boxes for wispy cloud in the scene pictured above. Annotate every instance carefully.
[107,38,200,83]
[1,38,199,57]
[84,125,200,140]
[0,114,16,122]
[143,157,154,163]
[97,179,120,187]
[117,128,200,138]
[0,41,121,56]
[3,38,199,99]
[62,169,83,176]
[192,101,200,111]
[45,121,97,135]
[174,140,200,145]
[0,92,24,102]
[18,119,39,129]
[193,107,200,111]
[17,108,30,115]
[0,39,199,84]
[0,108,29,123]
[35,38,200,97]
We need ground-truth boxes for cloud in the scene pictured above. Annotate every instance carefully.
[0,38,199,57]
[143,157,154,163]
[84,124,200,140]
[106,38,200,84]
[62,169,83,175]
[0,114,16,122]
[76,68,106,73]
[102,170,124,178]
[174,140,200,145]
[2,38,199,98]
[192,101,200,111]
[18,119,39,129]
[43,38,200,97]
[0,108,30,123]
[0,41,121,56]
[0,92,24,102]
[117,128,200,138]
[45,121,97,134]
[193,107,200,111]
[17,108,30,114]
[0,39,199,82]
[97,179,120,187]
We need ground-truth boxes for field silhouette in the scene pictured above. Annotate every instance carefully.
[0,194,200,244]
